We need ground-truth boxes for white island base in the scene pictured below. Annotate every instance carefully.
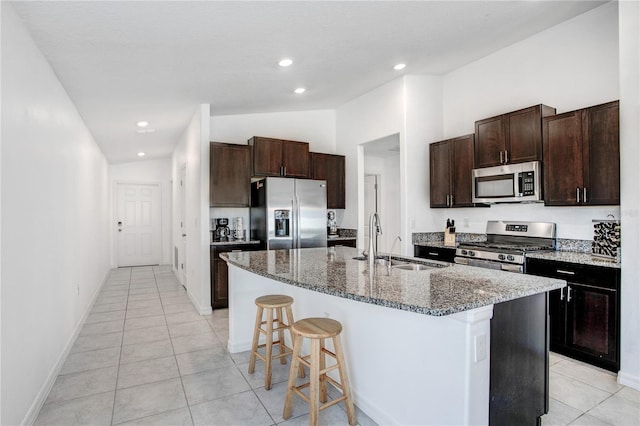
[227,264,494,425]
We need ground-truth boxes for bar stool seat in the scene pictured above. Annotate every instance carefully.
[248,294,302,390]
[283,317,357,425]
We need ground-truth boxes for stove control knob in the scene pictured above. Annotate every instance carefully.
[461,250,468,255]
[507,255,515,261]
[498,254,506,261]
[469,251,476,257]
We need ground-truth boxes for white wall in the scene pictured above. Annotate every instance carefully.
[110,159,173,266]
[1,4,111,425]
[437,2,620,240]
[172,105,211,315]
[618,0,640,390]
[210,109,336,153]
[336,78,405,243]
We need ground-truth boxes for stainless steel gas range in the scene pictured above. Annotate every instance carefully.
[454,221,556,273]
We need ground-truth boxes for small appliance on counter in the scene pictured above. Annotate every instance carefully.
[214,218,231,241]
[327,211,338,238]
[444,218,456,246]
[232,216,246,241]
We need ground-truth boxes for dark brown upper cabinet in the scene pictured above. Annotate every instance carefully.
[248,136,309,178]
[543,100,619,206]
[475,104,556,168]
[310,153,346,209]
[209,142,251,207]
[430,134,475,208]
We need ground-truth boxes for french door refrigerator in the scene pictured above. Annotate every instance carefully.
[251,177,327,249]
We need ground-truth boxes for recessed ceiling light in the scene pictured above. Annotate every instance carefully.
[394,63,406,71]
[137,152,145,157]
[279,58,293,67]
[137,121,148,127]
[294,87,306,94]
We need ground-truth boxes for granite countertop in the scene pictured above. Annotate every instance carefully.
[526,250,621,269]
[222,246,565,317]
[211,240,261,246]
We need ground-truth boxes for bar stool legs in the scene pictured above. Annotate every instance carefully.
[283,318,357,426]
[248,295,302,390]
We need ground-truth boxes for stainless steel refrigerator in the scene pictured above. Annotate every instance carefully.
[251,177,327,249]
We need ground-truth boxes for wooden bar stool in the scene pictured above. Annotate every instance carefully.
[248,294,302,390]
[283,318,357,426]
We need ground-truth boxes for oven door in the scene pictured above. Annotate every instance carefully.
[454,256,523,273]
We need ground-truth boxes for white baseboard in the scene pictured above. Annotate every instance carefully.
[618,370,640,390]
[184,283,213,316]
[351,388,397,426]
[228,338,252,354]
[22,268,110,426]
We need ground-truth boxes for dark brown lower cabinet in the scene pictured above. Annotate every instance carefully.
[527,258,620,372]
[327,239,356,248]
[414,245,456,263]
[211,243,261,309]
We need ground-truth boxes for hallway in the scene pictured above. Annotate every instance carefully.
[34,266,372,425]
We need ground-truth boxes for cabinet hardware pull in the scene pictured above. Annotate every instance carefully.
[504,150,508,163]
[428,252,438,256]
[556,269,576,275]
[583,187,588,203]
[283,166,287,176]
[576,187,581,203]
[567,286,572,302]
[231,250,242,252]
[499,151,504,164]
[560,287,564,301]
[450,194,454,206]
[571,283,617,292]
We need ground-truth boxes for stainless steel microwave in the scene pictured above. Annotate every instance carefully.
[472,161,542,203]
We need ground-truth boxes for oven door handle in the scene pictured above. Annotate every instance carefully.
[455,257,523,273]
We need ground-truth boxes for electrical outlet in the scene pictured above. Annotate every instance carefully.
[474,334,487,363]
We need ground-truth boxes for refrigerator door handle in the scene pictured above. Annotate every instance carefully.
[295,196,301,248]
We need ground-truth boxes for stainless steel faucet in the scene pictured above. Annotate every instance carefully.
[388,236,402,270]
[368,212,382,269]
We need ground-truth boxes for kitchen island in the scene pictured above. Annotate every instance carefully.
[222,246,565,425]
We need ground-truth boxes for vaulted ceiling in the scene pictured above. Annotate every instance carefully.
[10,1,606,163]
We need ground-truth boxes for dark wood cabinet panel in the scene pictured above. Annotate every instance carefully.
[414,245,456,263]
[583,101,620,205]
[211,243,261,309]
[526,258,620,372]
[430,134,475,208]
[543,100,619,206]
[475,104,555,168]
[327,239,356,248]
[310,153,346,209]
[210,142,251,207]
[249,136,309,178]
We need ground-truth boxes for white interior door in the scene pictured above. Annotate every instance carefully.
[364,174,379,251]
[116,183,162,267]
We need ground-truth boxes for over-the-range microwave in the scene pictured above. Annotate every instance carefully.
[472,161,542,204]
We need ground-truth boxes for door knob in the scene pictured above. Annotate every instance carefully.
[117,221,122,227]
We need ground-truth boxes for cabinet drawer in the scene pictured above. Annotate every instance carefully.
[526,258,619,290]
[414,245,456,263]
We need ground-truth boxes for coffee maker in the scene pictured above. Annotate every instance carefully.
[214,218,231,241]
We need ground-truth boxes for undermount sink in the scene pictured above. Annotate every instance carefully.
[392,263,432,271]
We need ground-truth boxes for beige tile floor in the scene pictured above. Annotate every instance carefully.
[34,265,374,426]
[34,265,639,425]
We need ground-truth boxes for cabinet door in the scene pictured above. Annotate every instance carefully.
[213,258,229,309]
[429,140,452,208]
[414,245,456,263]
[474,116,505,168]
[451,135,475,207]
[566,283,618,368]
[281,140,309,178]
[543,111,584,206]
[583,101,619,205]
[210,143,251,207]
[505,106,543,164]
[311,153,345,209]
[548,288,567,350]
[251,137,283,176]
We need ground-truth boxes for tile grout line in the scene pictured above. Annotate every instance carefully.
[110,266,131,426]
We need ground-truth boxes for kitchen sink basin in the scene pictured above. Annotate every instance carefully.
[392,263,432,271]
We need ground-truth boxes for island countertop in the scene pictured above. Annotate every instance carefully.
[222,246,565,316]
